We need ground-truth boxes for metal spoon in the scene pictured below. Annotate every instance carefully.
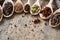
[39,0,53,19]
[30,0,41,15]
[14,0,23,13]
[49,8,60,27]
[2,0,14,17]
[24,0,30,13]
[0,5,3,22]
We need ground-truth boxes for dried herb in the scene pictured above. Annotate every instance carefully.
[40,7,52,17]
[31,5,39,13]
[3,2,13,16]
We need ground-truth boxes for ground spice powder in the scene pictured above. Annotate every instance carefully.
[14,3,23,13]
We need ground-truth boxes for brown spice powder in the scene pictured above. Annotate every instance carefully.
[40,7,52,17]
[14,3,23,13]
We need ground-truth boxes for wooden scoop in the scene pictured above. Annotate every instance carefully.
[49,8,60,27]
[24,0,31,13]
[14,0,23,13]
[2,0,14,18]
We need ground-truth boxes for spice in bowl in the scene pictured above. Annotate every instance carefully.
[40,7,52,17]
[31,5,40,13]
[24,4,30,12]
[33,18,41,24]
[3,2,13,16]
[50,12,60,25]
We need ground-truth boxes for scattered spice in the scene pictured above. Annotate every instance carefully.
[31,5,40,13]
[34,26,36,28]
[3,2,13,16]
[40,7,52,17]
[14,25,17,27]
[14,3,23,13]
[25,24,27,27]
[31,29,34,32]
[24,4,30,12]
[22,15,25,17]
[51,12,60,25]
[7,37,9,40]
[41,29,44,33]
[33,18,40,24]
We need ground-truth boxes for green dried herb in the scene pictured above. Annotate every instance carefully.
[31,5,39,13]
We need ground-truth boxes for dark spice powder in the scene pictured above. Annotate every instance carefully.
[40,7,52,17]
[24,4,30,12]
[3,2,13,16]
[33,19,40,24]
[51,12,60,25]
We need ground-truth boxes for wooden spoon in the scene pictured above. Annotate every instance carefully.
[49,8,60,27]
[30,0,41,15]
[39,0,53,19]
[14,0,23,13]
[24,0,30,13]
[2,0,14,18]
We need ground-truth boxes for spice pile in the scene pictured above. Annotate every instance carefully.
[14,3,23,13]
[24,4,30,12]
[3,2,13,16]
[31,5,40,13]
[40,7,52,17]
